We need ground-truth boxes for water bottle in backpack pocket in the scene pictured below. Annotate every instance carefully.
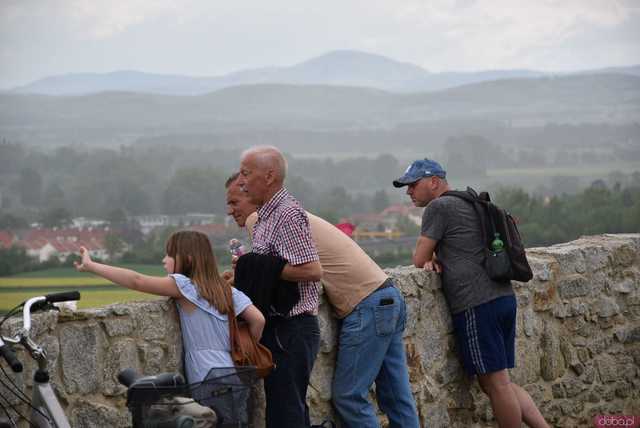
[486,232,512,280]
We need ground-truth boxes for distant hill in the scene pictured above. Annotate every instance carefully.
[11,50,640,95]
[1,74,638,147]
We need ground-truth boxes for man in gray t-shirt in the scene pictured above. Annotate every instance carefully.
[393,158,548,428]
[421,195,514,314]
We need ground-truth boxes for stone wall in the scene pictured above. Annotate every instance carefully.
[1,234,639,427]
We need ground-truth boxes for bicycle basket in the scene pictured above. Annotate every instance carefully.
[188,366,258,428]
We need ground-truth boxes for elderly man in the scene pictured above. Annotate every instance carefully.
[235,146,322,428]
[393,158,548,428]
[227,174,420,428]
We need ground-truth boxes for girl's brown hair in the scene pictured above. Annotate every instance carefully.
[165,230,233,314]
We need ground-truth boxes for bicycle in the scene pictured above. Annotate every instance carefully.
[0,291,81,428]
[118,365,258,428]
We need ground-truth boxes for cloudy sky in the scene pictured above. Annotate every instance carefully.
[1,0,639,89]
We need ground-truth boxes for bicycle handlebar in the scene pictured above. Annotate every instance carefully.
[0,340,23,373]
[44,291,81,304]
[0,291,81,345]
[23,291,80,333]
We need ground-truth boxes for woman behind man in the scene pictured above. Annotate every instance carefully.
[75,230,265,384]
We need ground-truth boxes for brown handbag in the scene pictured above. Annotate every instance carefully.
[228,310,274,378]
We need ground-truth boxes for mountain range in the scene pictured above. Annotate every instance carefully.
[11,50,640,96]
[2,74,638,148]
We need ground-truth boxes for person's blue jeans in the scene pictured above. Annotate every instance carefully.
[332,283,420,428]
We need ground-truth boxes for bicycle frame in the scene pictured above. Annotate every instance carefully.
[1,293,79,428]
[29,382,70,428]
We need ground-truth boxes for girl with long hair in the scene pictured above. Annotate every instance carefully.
[75,230,265,384]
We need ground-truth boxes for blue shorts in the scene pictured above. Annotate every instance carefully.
[452,295,517,376]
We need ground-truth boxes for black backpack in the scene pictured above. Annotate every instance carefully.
[443,187,533,283]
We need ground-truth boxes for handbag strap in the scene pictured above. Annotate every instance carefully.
[226,288,240,355]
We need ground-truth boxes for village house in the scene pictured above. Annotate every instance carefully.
[0,230,14,249]
[133,213,220,235]
[346,203,423,240]
[15,228,109,262]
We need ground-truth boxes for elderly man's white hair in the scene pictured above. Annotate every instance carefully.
[241,145,288,182]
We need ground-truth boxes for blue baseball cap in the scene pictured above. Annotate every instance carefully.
[393,158,446,188]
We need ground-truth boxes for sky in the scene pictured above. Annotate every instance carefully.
[1,0,639,89]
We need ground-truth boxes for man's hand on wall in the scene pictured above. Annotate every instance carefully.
[423,260,442,273]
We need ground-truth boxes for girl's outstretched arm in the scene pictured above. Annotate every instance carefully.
[75,247,181,298]
[239,304,265,341]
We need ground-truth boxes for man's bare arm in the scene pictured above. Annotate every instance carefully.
[413,235,438,269]
[281,261,322,282]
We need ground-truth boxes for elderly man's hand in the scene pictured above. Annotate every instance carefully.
[222,269,235,285]
[423,260,442,273]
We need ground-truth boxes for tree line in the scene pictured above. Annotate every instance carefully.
[493,180,640,247]
[2,177,638,275]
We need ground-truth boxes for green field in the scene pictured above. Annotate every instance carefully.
[6,264,166,278]
[0,265,166,314]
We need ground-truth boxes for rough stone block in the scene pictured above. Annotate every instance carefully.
[569,361,585,376]
[563,316,591,337]
[133,309,170,341]
[551,382,565,398]
[533,283,557,312]
[522,307,537,336]
[582,365,596,384]
[545,243,587,274]
[583,245,612,273]
[595,297,621,318]
[589,336,614,355]
[571,336,587,347]
[433,355,463,386]
[512,338,541,385]
[30,311,60,337]
[596,354,618,383]
[317,301,337,354]
[613,276,637,294]
[577,347,591,364]
[540,323,566,381]
[139,342,166,375]
[569,301,589,317]
[586,389,601,403]
[309,350,334,402]
[611,244,637,268]
[526,254,555,281]
[101,316,134,337]
[560,377,587,398]
[102,339,140,396]
[623,326,640,343]
[60,322,103,394]
[422,401,451,427]
[404,297,421,333]
[557,275,590,299]
[552,303,570,319]
[70,399,130,428]
[614,381,632,399]
[559,398,585,416]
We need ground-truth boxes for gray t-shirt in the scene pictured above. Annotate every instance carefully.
[421,195,513,314]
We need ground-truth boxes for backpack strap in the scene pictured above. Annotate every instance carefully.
[442,188,493,248]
